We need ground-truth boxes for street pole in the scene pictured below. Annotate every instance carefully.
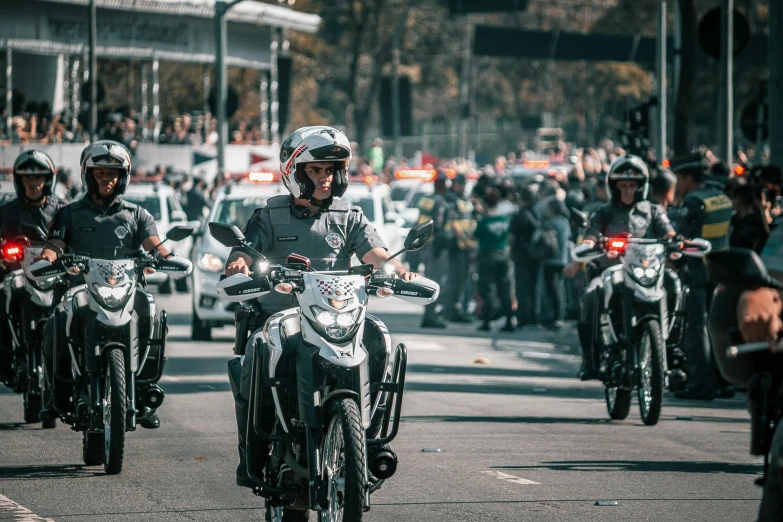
[5,48,11,136]
[89,0,98,142]
[459,15,472,159]
[719,0,733,170]
[769,0,782,165]
[655,0,667,164]
[391,28,401,162]
[672,0,681,108]
[215,1,230,175]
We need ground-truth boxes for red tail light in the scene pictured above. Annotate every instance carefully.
[2,243,23,261]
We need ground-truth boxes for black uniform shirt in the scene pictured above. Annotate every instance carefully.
[49,195,159,259]
[0,195,65,241]
[233,195,386,313]
[589,200,673,239]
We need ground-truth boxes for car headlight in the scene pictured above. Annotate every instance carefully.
[198,253,224,273]
[630,263,661,286]
[309,305,362,342]
[92,282,134,309]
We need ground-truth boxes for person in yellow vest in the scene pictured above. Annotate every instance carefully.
[443,172,477,322]
[417,170,452,328]
[670,152,733,400]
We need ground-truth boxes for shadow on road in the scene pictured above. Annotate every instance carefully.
[0,464,102,480]
[492,460,762,475]
[407,363,578,380]
[160,381,232,394]
[404,380,604,400]
[402,415,612,425]
[0,422,27,431]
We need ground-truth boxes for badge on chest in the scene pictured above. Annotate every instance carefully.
[325,232,344,249]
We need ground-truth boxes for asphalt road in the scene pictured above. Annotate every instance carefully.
[0,293,763,522]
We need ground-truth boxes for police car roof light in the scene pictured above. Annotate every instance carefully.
[524,160,550,169]
[394,169,437,182]
[248,171,277,183]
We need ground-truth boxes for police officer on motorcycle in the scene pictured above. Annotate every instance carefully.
[38,140,174,428]
[670,152,733,400]
[709,216,783,520]
[443,172,476,323]
[416,169,452,328]
[0,150,65,385]
[577,155,675,380]
[223,126,417,488]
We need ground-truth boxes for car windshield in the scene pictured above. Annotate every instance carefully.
[214,197,269,228]
[390,186,410,202]
[124,195,162,220]
[341,195,375,221]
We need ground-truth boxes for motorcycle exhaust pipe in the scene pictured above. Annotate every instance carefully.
[370,448,398,480]
[142,385,165,409]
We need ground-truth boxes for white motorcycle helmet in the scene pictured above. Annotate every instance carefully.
[606,154,649,205]
[279,126,352,202]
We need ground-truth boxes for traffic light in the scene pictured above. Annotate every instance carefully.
[447,0,528,14]
[380,76,413,137]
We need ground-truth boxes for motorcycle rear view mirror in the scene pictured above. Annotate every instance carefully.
[165,225,196,242]
[707,248,782,289]
[20,222,63,253]
[404,220,433,251]
[208,222,246,248]
[569,208,589,229]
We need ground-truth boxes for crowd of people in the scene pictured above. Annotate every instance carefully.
[0,108,270,147]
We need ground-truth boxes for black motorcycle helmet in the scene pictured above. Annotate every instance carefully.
[80,140,132,203]
[12,150,56,202]
[606,154,649,206]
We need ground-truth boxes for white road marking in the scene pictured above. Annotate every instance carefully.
[399,341,444,351]
[481,470,540,485]
[0,494,54,521]
[159,374,228,383]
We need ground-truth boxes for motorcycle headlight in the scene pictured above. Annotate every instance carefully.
[30,276,57,291]
[630,263,661,286]
[198,253,225,273]
[309,305,362,342]
[92,282,134,309]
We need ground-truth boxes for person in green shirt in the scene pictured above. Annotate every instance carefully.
[474,181,514,332]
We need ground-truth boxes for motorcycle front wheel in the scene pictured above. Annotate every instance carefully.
[319,398,367,522]
[605,386,632,420]
[637,320,665,426]
[103,347,127,475]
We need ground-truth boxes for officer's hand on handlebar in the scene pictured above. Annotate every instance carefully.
[581,239,595,248]
[400,271,420,282]
[737,287,783,351]
[34,252,57,264]
[226,258,250,277]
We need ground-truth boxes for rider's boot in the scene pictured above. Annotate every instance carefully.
[234,396,256,488]
[40,353,58,421]
[577,322,598,380]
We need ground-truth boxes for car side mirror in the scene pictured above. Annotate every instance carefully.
[707,248,777,288]
[208,222,245,248]
[165,225,195,242]
[405,220,433,251]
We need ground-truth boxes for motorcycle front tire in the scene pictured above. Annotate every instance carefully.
[605,385,632,420]
[638,320,665,426]
[103,347,127,475]
[320,398,367,522]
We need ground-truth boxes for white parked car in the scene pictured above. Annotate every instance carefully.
[124,179,196,294]
[190,175,287,340]
[341,177,406,263]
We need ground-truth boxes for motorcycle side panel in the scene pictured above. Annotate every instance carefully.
[364,314,394,419]
[601,265,623,310]
[258,308,301,433]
